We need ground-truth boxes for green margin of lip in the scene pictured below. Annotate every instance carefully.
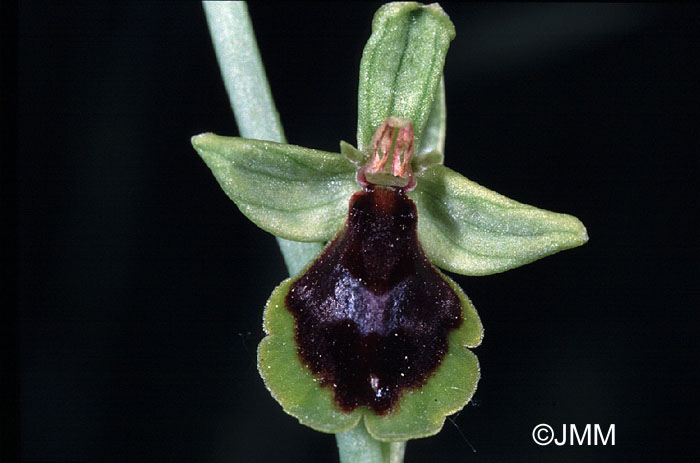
[257,255,482,441]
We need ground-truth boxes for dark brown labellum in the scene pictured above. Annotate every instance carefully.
[286,186,463,414]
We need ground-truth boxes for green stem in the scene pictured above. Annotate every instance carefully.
[202,1,322,275]
[337,423,406,463]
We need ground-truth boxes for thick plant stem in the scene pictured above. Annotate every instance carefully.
[202,1,322,275]
[203,1,283,142]
[337,424,406,463]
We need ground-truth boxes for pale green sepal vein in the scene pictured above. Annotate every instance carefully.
[410,165,588,276]
[192,133,358,242]
[357,2,455,152]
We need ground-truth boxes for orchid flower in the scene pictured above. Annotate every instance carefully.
[192,2,587,443]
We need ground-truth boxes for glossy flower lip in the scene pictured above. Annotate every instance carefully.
[259,278,482,440]
[287,185,468,415]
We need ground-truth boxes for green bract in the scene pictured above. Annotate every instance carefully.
[193,1,587,443]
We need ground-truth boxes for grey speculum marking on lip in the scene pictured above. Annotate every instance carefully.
[286,185,463,414]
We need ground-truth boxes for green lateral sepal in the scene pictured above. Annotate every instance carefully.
[410,165,589,276]
[192,133,358,242]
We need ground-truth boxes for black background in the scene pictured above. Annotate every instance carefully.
[8,2,699,462]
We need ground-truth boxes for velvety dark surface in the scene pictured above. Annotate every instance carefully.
[287,187,462,414]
